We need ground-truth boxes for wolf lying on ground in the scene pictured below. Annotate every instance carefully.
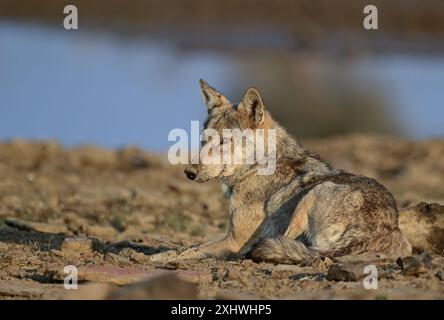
[149,80,412,265]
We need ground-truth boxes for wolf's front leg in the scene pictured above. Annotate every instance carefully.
[148,238,236,264]
[180,203,268,259]
[149,203,267,263]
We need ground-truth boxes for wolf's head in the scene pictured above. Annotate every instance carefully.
[184,80,276,183]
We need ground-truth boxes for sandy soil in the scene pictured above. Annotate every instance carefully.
[0,134,443,299]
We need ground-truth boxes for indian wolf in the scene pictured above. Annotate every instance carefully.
[150,80,412,265]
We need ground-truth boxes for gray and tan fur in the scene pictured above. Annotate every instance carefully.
[150,80,412,265]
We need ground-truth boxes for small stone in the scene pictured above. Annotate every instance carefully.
[241,259,254,267]
[290,273,326,282]
[0,242,8,251]
[223,268,242,281]
[104,253,130,265]
[397,252,431,276]
[327,263,367,282]
[50,249,79,259]
[148,249,179,264]
[130,251,149,263]
[61,237,100,253]
[118,247,149,264]
[270,264,306,273]
[26,173,35,182]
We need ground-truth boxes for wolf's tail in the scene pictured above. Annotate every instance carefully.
[250,236,319,265]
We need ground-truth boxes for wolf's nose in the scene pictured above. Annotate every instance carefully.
[184,168,197,180]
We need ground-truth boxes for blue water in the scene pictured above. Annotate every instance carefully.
[1,22,443,151]
[356,57,444,138]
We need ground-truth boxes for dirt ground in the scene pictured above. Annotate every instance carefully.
[0,134,443,300]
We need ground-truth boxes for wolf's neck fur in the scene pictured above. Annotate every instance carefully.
[220,122,333,192]
[274,126,307,160]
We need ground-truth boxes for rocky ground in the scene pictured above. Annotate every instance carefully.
[0,135,443,300]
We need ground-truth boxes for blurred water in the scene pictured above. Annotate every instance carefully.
[355,57,444,139]
[1,22,443,151]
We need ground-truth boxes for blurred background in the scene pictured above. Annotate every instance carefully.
[0,2,444,301]
[1,0,443,151]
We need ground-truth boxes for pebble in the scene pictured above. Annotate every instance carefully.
[397,252,431,276]
[327,263,367,282]
[0,242,8,251]
[61,237,100,253]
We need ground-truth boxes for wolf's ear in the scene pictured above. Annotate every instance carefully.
[199,79,230,111]
[239,87,265,125]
